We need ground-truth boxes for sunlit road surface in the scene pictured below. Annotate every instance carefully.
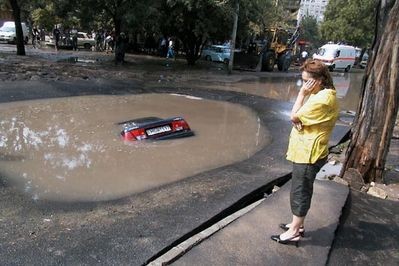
[0,46,356,264]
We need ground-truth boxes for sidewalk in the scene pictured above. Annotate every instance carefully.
[149,134,399,266]
[151,180,349,265]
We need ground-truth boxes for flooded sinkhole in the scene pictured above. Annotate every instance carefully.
[203,72,364,112]
[0,94,268,202]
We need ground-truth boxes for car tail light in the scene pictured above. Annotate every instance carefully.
[171,119,190,131]
[122,128,147,141]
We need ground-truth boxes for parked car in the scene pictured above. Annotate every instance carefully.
[359,53,369,69]
[46,31,95,49]
[0,21,29,44]
[201,45,230,64]
[120,116,194,141]
[76,32,95,49]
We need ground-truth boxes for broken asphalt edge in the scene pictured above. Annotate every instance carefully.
[146,130,352,265]
[145,174,291,265]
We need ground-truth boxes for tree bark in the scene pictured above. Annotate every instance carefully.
[182,32,202,66]
[342,0,399,183]
[228,0,239,74]
[8,0,25,55]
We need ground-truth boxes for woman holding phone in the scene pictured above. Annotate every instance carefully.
[271,59,339,246]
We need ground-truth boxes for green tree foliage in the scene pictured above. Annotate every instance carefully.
[236,0,284,44]
[159,0,283,64]
[320,0,376,48]
[300,15,321,48]
[2,0,292,63]
[159,0,231,65]
[30,2,59,30]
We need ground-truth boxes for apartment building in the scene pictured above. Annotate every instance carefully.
[297,0,329,23]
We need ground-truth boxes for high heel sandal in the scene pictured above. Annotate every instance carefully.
[279,223,305,237]
[270,234,301,247]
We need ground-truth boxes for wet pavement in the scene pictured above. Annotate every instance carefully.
[0,77,295,264]
[1,46,394,265]
[169,180,349,266]
[0,43,365,114]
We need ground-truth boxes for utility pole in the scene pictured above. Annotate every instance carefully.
[228,0,239,74]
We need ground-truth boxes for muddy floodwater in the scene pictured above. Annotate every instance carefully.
[0,94,268,202]
[200,72,364,112]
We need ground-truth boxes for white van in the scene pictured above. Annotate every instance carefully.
[313,43,356,72]
[0,21,29,44]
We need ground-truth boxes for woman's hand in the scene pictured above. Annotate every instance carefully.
[300,79,318,96]
[293,121,303,131]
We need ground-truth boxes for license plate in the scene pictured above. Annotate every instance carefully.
[146,125,171,136]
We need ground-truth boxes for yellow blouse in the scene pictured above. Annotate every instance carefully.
[286,89,339,164]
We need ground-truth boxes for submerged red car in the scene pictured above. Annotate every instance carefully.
[120,116,194,141]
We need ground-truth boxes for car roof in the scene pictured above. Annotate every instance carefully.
[2,21,15,26]
[1,21,27,27]
[204,45,229,49]
[212,45,229,48]
[321,44,355,50]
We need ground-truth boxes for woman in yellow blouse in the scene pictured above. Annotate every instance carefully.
[271,59,339,246]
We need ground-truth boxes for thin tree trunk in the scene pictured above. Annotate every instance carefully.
[8,0,25,55]
[342,0,399,183]
[228,0,239,74]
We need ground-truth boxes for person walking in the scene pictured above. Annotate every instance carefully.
[271,59,339,246]
[53,26,61,51]
[301,50,309,64]
[159,36,167,57]
[40,28,46,43]
[71,26,78,51]
[166,37,174,58]
[32,27,39,48]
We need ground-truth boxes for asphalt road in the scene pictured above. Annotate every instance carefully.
[0,79,294,265]
[2,49,394,265]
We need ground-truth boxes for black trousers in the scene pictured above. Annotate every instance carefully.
[290,157,326,217]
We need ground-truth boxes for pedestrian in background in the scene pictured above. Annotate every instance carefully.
[105,31,115,53]
[301,50,309,64]
[40,28,46,43]
[96,29,104,51]
[271,59,339,246]
[53,26,60,51]
[159,36,167,57]
[166,37,174,58]
[32,26,39,48]
[71,26,78,51]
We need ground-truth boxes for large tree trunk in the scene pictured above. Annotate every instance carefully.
[9,0,25,56]
[182,33,202,66]
[342,0,399,183]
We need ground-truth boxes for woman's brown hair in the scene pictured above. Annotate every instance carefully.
[300,59,335,90]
